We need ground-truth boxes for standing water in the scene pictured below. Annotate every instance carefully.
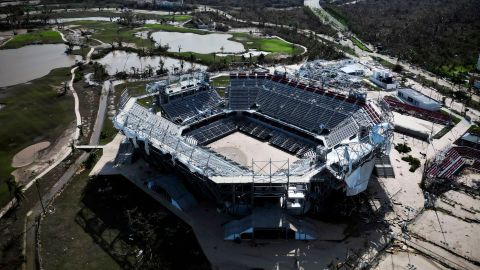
[150,32,245,54]
[97,50,206,75]
[0,44,80,87]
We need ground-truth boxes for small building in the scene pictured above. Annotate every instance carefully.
[457,132,480,149]
[156,0,183,8]
[370,69,397,90]
[397,88,441,111]
[340,63,365,76]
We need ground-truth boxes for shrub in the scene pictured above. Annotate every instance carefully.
[401,155,421,172]
[395,143,411,154]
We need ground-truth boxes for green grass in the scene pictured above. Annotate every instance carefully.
[373,56,395,69]
[313,7,348,31]
[211,75,230,88]
[468,125,480,136]
[211,76,229,97]
[439,64,475,77]
[136,96,154,109]
[99,120,117,145]
[334,43,357,57]
[2,30,63,49]
[41,171,121,270]
[323,6,350,28]
[0,67,74,207]
[70,21,146,47]
[124,81,151,96]
[351,36,371,52]
[258,39,295,54]
[158,15,192,22]
[230,33,303,55]
[440,109,461,124]
[433,110,462,139]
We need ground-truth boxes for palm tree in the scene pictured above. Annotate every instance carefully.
[158,57,165,74]
[180,60,185,71]
[6,178,25,219]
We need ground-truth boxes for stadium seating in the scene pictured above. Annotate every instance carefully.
[184,116,317,158]
[185,118,237,145]
[383,96,449,125]
[229,78,263,110]
[325,117,359,147]
[424,146,480,179]
[161,90,223,124]
[229,75,365,134]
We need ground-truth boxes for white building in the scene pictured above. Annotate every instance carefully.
[370,69,397,90]
[397,88,441,111]
[340,63,365,76]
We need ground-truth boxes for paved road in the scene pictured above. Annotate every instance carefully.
[89,80,111,145]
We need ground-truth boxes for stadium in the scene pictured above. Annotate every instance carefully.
[113,71,393,240]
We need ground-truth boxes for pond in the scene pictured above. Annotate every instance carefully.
[150,32,245,54]
[56,17,159,24]
[0,44,81,87]
[97,50,206,75]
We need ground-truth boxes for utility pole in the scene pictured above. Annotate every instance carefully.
[35,180,46,214]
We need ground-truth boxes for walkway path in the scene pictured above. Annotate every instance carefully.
[89,80,111,145]
[20,60,81,192]
[426,119,471,159]
[24,56,112,270]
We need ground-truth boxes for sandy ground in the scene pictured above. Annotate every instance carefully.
[409,210,480,262]
[456,171,480,189]
[375,251,447,270]
[11,125,75,185]
[11,141,51,168]
[435,190,480,222]
[379,132,428,222]
[207,132,298,172]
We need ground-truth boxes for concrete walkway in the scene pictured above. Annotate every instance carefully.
[427,119,471,159]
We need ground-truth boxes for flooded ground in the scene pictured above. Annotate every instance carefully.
[97,50,206,75]
[150,31,244,54]
[0,44,80,87]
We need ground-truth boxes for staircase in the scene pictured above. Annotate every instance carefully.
[375,155,395,178]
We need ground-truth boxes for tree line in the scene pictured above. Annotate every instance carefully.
[324,0,480,82]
